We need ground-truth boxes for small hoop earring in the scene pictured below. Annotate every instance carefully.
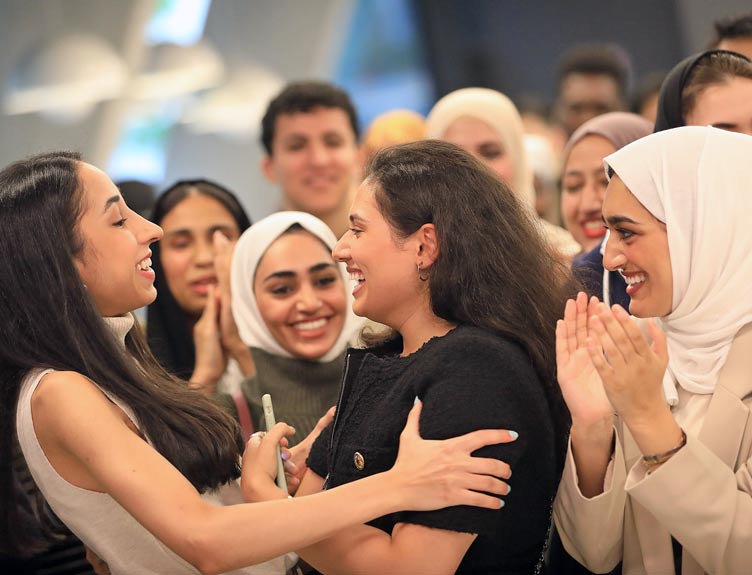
[417,262,429,282]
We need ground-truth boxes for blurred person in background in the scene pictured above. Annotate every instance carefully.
[630,71,667,125]
[711,11,752,59]
[146,180,255,399]
[426,87,581,260]
[260,81,362,239]
[555,44,632,137]
[361,109,426,163]
[654,49,752,135]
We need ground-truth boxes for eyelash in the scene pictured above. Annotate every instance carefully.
[349,228,362,237]
[615,227,634,241]
[114,218,127,227]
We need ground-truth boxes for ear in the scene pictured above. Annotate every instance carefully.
[261,156,277,184]
[415,224,439,268]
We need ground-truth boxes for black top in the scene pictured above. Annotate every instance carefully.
[307,325,562,575]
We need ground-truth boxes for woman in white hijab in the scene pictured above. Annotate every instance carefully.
[224,211,362,446]
[554,126,752,574]
[425,87,580,259]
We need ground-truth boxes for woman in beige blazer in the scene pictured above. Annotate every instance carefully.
[554,126,752,575]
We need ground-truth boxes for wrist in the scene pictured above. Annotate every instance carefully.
[625,406,682,456]
[376,470,409,515]
[571,416,614,447]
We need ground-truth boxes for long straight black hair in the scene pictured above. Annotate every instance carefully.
[0,153,243,556]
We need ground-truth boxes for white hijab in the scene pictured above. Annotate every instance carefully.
[231,211,362,363]
[604,126,752,403]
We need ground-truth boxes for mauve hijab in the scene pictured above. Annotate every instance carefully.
[563,112,652,165]
[653,49,752,132]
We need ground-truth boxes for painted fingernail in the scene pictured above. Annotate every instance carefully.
[280,452,290,461]
[506,485,511,494]
[499,499,505,508]
[414,396,420,405]
[508,430,519,440]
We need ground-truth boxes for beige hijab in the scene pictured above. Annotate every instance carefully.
[426,87,579,257]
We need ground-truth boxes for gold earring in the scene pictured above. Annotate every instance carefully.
[416,263,429,282]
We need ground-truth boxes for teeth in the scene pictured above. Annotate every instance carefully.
[349,271,365,282]
[583,221,604,230]
[621,272,646,285]
[137,257,152,271]
[294,318,328,331]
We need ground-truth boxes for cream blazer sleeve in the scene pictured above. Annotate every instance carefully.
[553,430,628,573]
[625,423,752,573]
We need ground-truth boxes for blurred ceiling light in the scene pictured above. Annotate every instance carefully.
[180,64,284,138]
[3,33,128,122]
[130,41,225,101]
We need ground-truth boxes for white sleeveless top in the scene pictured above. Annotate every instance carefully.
[15,316,294,575]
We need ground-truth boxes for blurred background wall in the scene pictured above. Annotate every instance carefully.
[0,0,748,220]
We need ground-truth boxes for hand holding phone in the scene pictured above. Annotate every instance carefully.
[261,394,289,493]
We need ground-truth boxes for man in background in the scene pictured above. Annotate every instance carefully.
[260,81,361,239]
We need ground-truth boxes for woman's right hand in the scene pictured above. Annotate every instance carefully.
[190,284,227,394]
[556,292,614,429]
[388,400,515,511]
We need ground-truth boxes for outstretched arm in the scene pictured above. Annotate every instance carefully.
[33,374,509,575]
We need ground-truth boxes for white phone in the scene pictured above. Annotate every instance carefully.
[261,394,289,493]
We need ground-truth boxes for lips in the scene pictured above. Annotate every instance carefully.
[619,270,646,296]
[189,276,218,295]
[348,269,365,296]
[581,219,606,239]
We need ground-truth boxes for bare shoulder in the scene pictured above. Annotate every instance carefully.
[32,370,130,445]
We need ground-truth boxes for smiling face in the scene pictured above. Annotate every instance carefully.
[253,230,347,360]
[441,116,515,185]
[332,181,424,329]
[561,135,616,251]
[602,175,673,317]
[685,77,752,136]
[74,162,163,317]
[262,106,360,218]
[159,193,242,317]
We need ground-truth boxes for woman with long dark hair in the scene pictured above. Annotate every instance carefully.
[0,151,519,574]
[259,140,573,574]
[147,180,254,393]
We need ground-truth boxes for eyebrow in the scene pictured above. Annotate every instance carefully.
[262,262,337,282]
[349,213,367,224]
[603,214,640,226]
[103,194,121,213]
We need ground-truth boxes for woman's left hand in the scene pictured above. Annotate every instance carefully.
[286,406,336,495]
[587,303,669,427]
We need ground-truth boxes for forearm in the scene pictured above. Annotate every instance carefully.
[194,471,408,574]
[569,418,614,497]
[626,435,752,574]
[299,522,470,575]
[554,431,626,573]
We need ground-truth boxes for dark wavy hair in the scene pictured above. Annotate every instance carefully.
[0,154,243,556]
[365,140,573,462]
[146,179,252,379]
[260,80,360,155]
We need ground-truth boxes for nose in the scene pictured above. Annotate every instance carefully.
[136,213,163,245]
[332,233,350,263]
[580,181,604,215]
[601,231,626,271]
[296,282,323,313]
[309,141,330,166]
